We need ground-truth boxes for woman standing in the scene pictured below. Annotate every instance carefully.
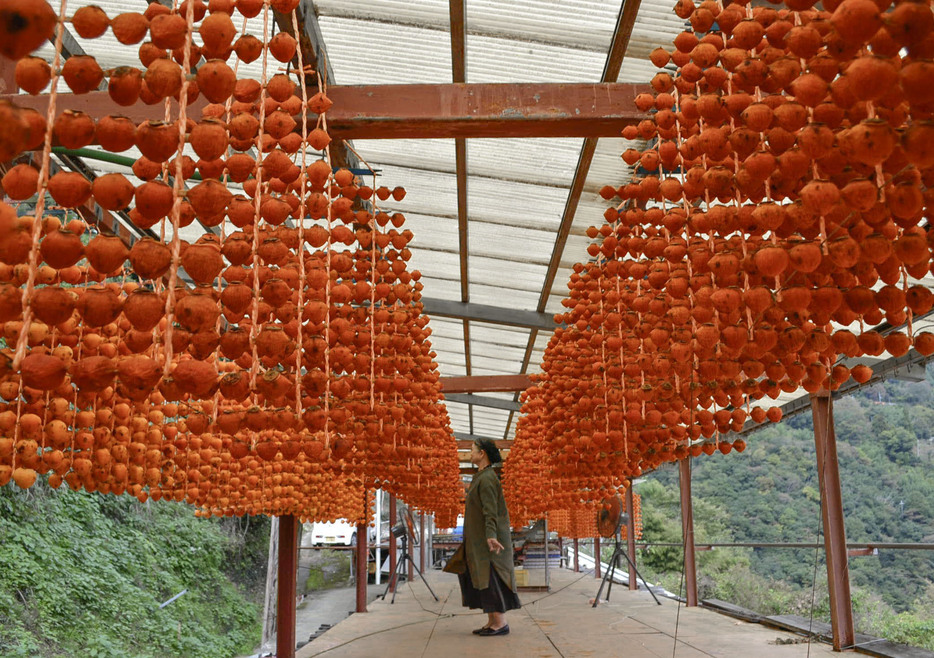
[458,438,521,636]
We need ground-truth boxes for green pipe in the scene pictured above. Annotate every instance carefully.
[51,147,204,181]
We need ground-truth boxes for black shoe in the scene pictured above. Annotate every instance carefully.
[472,627,489,635]
[477,625,509,636]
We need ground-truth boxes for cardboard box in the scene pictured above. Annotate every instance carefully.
[515,568,529,587]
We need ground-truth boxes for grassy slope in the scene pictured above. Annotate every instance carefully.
[0,481,264,658]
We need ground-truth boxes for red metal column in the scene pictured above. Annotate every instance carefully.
[573,538,579,572]
[680,458,698,606]
[408,511,415,581]
[420,513,426,573]
[388,495,398,592]
[355,521,368,613]
[811,391,856,651]
[626,485,638,591]
[276,515,298,658]
[594,536,601,578]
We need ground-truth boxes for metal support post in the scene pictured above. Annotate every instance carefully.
[626,484,637,590]
[276,515,298,658]
[420,513,426,572]
[355,521,368,613]
[811,391,856,651]
[594,536,601,578]
[680,458,698,606]
[544,516,550,589]
[375,490,381,586]
[408,512,415,582]
[574,538,580,572]
[389,494,397,592]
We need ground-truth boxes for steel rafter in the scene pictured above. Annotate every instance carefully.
[4,83,649,140]
[443,393,521,412]
[421,298,559,331]
[448,0,473,433]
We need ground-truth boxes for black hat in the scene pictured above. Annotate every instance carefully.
[475,438,502,466]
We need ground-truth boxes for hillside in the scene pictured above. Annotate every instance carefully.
[636,373,934,649]
[0,482,268,658]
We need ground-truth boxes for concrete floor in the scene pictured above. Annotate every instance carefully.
[296,568,841,658]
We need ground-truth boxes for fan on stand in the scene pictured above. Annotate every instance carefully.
[592,494,661,607]
[380,505,438,604]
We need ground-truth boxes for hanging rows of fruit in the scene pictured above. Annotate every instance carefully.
[0,0,463,528]
[505,0,934,521]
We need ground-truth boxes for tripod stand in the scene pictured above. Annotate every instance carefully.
[592,533,661,607]
[380,533,439,604]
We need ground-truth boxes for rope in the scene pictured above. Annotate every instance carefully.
[162,0,196,378]
[12,0,69,371]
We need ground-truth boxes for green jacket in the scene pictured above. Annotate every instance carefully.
[463,466,517,592]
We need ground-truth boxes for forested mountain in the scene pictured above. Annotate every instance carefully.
[636,372,934,649]
[0,484,268,658]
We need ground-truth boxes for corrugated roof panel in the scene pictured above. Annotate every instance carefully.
[467,221,555,264]
[363,165,458,220]
[466,175,569,230]
[469,354,528,373]
[469,283,541,309]
[469,255,548,289]
[469,323,531,347]
[318,17,452,85]
[466,34,605,83]
[423,316,464,338]
[466,138,583,187]
[351,139,457,174]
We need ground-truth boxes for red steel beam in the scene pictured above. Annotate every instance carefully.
[680,458,698,606]
[3,91,209,124]
[626,484,638,591]
[811,391,856,651]
[388,494,398,593]
[440,374,531,394]
[3,83,648,139]
[355,520,368,613]
[326,83,647,139]
[276,514,298,658]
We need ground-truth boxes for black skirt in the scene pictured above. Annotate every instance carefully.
[458,564,522,613]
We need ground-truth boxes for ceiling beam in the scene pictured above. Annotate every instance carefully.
[444,393,521,412]
[448,0,474,433]
[3,83,649,140]
[449,0,467,84]
[2,91,209,126]
[441,374,531,393]
[454,431,509,443]
[325,82,647,139]
[506,0,644,439]
[455,439,511,450]
[421,298,559,331]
